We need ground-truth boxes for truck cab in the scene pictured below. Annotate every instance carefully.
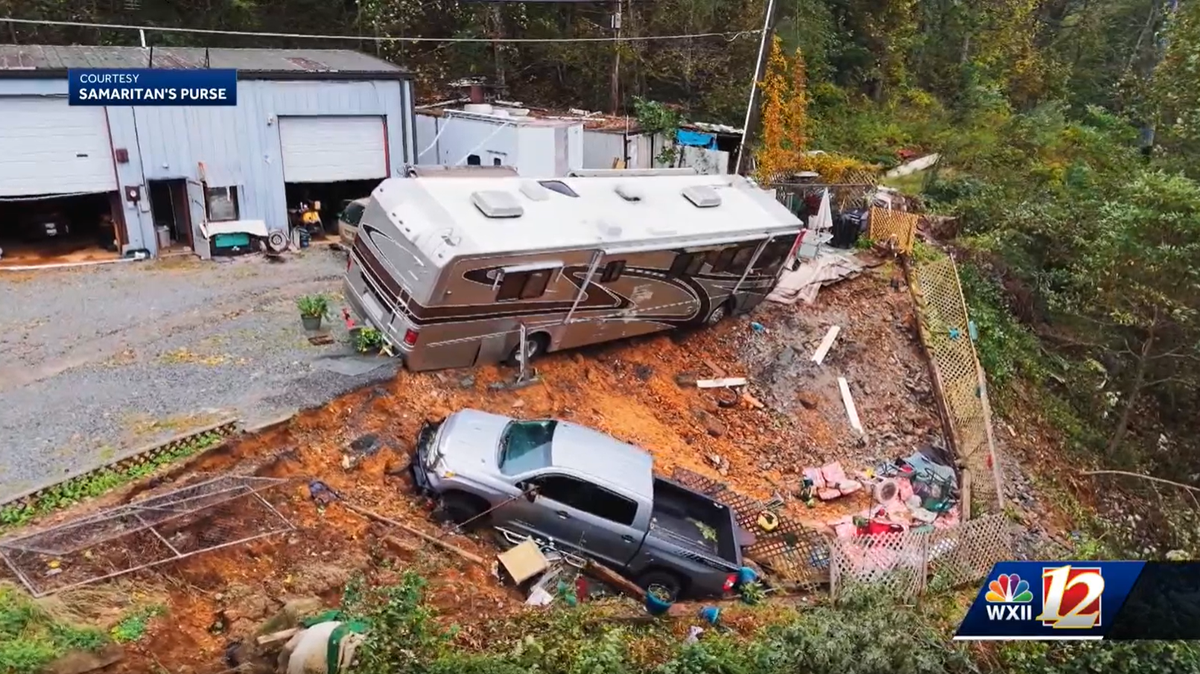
[412,409,744,599]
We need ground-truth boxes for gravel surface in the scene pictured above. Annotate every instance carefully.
[0,248,401,499]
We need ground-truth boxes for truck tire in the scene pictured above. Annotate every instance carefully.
[637,570,686,603]
[438,492,488,529]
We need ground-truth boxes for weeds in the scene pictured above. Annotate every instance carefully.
[0,430,225,529]
[0,583,106,674]
[353,327,386,354]
[296,294,331,319]
[109,604,165,643]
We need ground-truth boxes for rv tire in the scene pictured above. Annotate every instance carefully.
[506,333,548,367]
[704,301,731,327]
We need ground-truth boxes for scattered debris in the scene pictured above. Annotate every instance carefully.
[767,252,866,305]
[497,539,549,585]
[307,333,335,346]
[810,326,841,365]
[837,376,864,434]
[696,377,748,389]
[341,502,487,566]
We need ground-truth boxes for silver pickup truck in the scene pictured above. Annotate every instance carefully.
[409,409,745,600]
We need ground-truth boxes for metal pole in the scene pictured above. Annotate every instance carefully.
[734,0,778,176]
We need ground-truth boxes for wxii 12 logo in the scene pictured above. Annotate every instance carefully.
[985,566,1105,627]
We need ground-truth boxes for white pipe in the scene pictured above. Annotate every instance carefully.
[734,0,776,176]
[0,255,144,272]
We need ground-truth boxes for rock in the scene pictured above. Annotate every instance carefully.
[459,375,476,389]
[796,392,819,409]
[225,593,272,623]
[635,365,654,381]
[512,399,525,409]
[348,433,382,456]
[708,454,724,468]
[46,644,124,674]
[256,596,325,636]
[675,372,699,387]
[704,418,726,438]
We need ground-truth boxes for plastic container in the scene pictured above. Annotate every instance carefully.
[156,225,171,250]
[644,591,673,616]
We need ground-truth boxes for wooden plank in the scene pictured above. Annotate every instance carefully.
[810,326,841,365]
[837,377,863,434]
[583,560,646,600]
[256,627,300,646]
[696,377,748,389]
[342,503,487,566]
[701,358,727,378]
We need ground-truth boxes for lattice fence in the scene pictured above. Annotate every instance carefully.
[829,513,1010,602]
[909,257,1005,513]
[868,207,919,254]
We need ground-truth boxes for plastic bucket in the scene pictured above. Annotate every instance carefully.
[644,591,673,616]
[156,225,171,250]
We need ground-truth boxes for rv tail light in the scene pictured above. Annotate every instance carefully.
[723,573,738,592]
[403,329,419,346]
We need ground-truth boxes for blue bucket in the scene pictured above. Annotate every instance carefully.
[645,591,673,616]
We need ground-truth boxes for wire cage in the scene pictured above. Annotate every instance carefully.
[0,475,293,597]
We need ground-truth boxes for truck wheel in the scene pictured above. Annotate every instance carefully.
[637,570,685,603]
[438,492,487,529]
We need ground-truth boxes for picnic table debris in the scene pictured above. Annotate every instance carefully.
[837,377,864,434]
[810,326,841,365]
[696,377,748,389]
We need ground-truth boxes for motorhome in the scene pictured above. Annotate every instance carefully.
[343,172,803,372]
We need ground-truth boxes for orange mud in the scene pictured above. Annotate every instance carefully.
[17,268,949,673]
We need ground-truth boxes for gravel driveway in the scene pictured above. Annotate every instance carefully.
[0,248,401,499]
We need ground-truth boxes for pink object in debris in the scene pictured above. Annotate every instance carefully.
[833,522,858,538]
[804,467,826,489]
[817,462,863,497]
[821,462,848,484]
[896,477,915,502]
[817,487,842,501]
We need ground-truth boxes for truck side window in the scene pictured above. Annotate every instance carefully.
[533,475,638,526]
[497,269,552,301]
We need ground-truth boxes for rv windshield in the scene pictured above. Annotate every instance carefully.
[497,420,557,475]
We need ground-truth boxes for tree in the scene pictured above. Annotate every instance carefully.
[753,36,792,182]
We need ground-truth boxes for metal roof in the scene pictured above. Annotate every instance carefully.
[368,173,803,263]
[0,45,407,79]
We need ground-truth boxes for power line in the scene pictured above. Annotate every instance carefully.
[0,17,758,44]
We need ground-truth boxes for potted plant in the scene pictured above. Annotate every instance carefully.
[296,294,330,331]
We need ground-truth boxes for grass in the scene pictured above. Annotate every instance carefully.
[110,605,166,644]
[0,583,107,674]
[0,429,227,530]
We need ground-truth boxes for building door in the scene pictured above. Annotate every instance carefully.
[278,116,388,183]
[0,98,118,197]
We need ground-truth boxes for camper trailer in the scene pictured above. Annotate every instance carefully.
[343,173,803,372]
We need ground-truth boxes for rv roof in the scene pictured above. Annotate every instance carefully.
[368,174,801,263]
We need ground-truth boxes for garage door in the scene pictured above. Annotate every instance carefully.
[0,98,117,197]
[279,116,388,183]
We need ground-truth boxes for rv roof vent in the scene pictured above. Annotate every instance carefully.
[596,220,623,238]
[519,180,551,201]
[682,185,721,208]
[471,190,524,218]
[614,183,643,202]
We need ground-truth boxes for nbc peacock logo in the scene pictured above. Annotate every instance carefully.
[984,573,1035,621]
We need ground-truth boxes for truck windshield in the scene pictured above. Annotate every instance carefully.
[498,420,557,475]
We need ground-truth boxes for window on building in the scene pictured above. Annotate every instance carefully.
[205,186,239,222]
[530,475,638,526]
[667,252,705,278]
[467,154,482,166]
[496,269,553,301]
[600,260,626,283]
[493,157,502,166]
[538,180,580,198]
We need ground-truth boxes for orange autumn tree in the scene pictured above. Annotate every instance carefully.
[753,39,809,182]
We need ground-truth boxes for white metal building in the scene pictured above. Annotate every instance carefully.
[0,45,416,263]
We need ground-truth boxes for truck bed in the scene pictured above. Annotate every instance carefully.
[647,478,740,565]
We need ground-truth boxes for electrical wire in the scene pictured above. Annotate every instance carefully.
[0,17,759,44]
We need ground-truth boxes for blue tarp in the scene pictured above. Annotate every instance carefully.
[676,129,717,149]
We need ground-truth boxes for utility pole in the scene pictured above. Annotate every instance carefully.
[734,0,780,176]
[611,0,623,114]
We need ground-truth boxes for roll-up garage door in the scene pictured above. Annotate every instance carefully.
[278,116,388,183]
[0,98,117,197]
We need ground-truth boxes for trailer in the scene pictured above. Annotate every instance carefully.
[343,171,803,372]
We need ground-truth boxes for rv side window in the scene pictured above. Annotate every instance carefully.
[726,245,759,275]
[755,239,794,275]
[467,154,482,166]
[709,247,738,273]
[497,270,552,301]
[668,252,705,278]
[600,260,626,282]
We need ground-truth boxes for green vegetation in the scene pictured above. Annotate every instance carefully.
[0,430,225,529]
[353,326,387,354]
[0,584,106,674]
[109,604,166,644]
[296,294,331,320]
[337,572,1199,674]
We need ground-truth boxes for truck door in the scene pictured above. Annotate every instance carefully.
[517,474,644,568]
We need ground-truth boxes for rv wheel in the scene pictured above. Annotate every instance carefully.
[506,333,547,367]
[703,302,729,327]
